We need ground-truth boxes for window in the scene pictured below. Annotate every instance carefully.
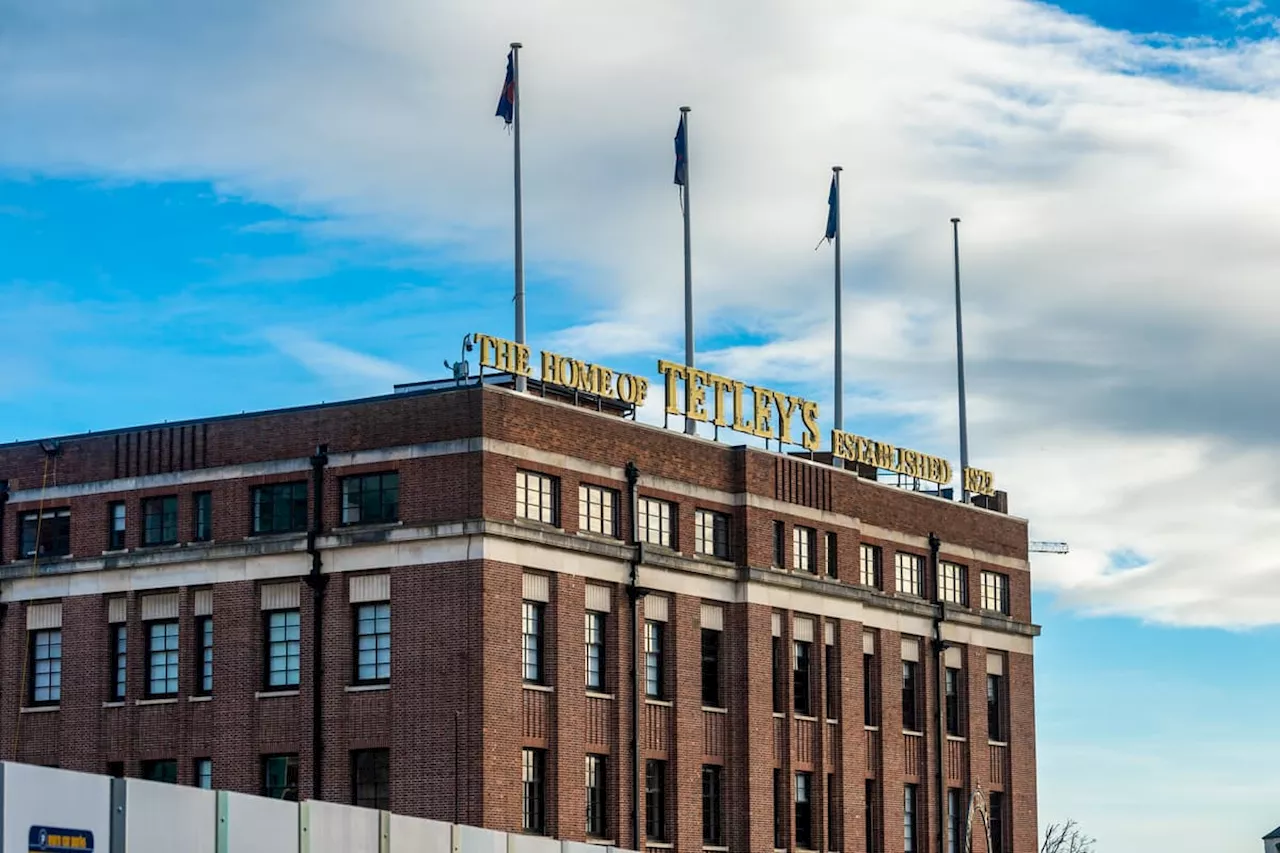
[981,571,1010,615]
[19,509,70,559]
[522,748,547,834]
[195,758,213,789]
[988,791,1006,853]
[252,482,308,534]
[701,627,722,708]
[193,492,212,542]
[578,484,618,537]
[793,639,813,716]
[355,602,391,684]
[110,625,127,702]
[196,616,213,695]
[825,641,838,720]
[863,652,879,727]
[859,544,882,587]
[795,772,813,849]
[940,562,967,606]
[947,788,962,853]
[987,673,1005,742]
[108,502,126,550]
[263,754,299,801]
[644,620,664,699]
[585,611,606,691]
[522,601,544,684]
[29,628,61,705]
[827,773,839,852]
[142,496,178,546]
[902,660,920,732]
[793,525,816,573]
[586,754,607,838]
[695,509,731,559]
[903,784,918,853]
[638,497,675,548]
[945,667,962,736]
[341,473,399,525]
[895,553,923,597]
[865,780,879,853]
[773,769,785,849]
[147,620,179,696]
[644,759,667,841]
[826,532,838,578]
[141,759,177,784]
[352,749,390,810]
[772,635,784,713]
[772,520,786,568]
[516,470,558,525]
[702,765,724,846]
[266,610,301,688]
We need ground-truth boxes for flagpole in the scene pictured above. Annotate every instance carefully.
[952,217,969,501]
[512,42,527,393]
[680,106,695,435]
[832,166,844,469]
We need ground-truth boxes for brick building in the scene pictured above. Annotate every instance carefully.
[0,378,1038,853]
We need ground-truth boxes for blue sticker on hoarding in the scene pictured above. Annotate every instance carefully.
[28,826,94,852]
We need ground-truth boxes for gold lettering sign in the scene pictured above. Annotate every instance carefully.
[831,429,953,486]
[963,467,996,497]
[473,333,650,407]
[658,360,821,450]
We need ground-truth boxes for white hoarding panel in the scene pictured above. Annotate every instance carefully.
[1,763,111,853]
[122,779,216,853]
[300,801,378,853]
[221,791,299,853]
[388,814,452,853]
[561,843,607,853]
[508,836,560,853]
[456,825,506,853]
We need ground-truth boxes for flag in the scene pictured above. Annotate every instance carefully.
[823,175,838,243]
[673,114,688,186]
[496,50,515,125]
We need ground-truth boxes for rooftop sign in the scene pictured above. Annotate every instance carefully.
[472,332,995,497]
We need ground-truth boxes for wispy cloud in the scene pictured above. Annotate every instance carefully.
[263,327,417,392]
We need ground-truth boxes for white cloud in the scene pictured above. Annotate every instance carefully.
[3,0,1280,625]
[263,327,417,391]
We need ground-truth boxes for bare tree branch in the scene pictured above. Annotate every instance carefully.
[1041,819,1096,853]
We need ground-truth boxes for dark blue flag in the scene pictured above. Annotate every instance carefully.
[824,175,838,242]
[673,114,688,186]
[496,50,515,125]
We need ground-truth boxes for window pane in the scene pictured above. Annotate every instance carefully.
[793,640,812,716]
[645,760,667,841]
[352,749,391,810]
[940,562,967,606]
[522,601,544,683]
[644,621,664,699]
[639,498,674,548]
[701,628,722,708]
[342,473,399,525]
[586,754,607,838]
[147,621,179,696]
[860,544,881,587]
[702,765,723,846]
[356,602,392,683]
[263,755,299,801]
[517,471,558,525]
[196,759,213,790]
[585,611,605,690]
[895,553,922,597]
[522,748,546,834]
[267,610,301,687]
[31,629,62,704]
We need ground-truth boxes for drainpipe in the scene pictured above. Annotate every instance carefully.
[305,444,330,801]
[625,461,645,850]
[928,532,948,853]
[0,479,9,564]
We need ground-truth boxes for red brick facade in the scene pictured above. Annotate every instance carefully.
[0,383,1039,852]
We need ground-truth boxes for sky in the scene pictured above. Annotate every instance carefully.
[2,0,1280,848]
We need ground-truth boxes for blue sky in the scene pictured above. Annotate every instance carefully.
[5,0,1280,849]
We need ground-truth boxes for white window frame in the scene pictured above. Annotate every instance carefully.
[981,571,1010,615]
[578,484,618,537]
[860,544,882,587]
[694,509,731,559]
[517,471,559,525]
[638,498,675,548]
[793,526,817,573]
[940,562,968,606]
[895,553,923,598]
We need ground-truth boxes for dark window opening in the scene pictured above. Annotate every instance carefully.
[522,748,547,834]
[108,502,126,551]
[252,482,308,534]
[263,754,298,801]
[987,673,1006,741]
[196,615,213,695]
[352,749,391,810]
[702,765,724,846]
[825,641,839,720]
[109,624,127,702]
[864,652,879,727]
[794,639,813,716]
[141,759,177,784]
[142,496,178,546]
[701,628,722,708]
[795,771,813,850]
[645,759,667,842]
[193,492,213,542]
[902,660,920,732]
[946,667,962,736]
[19,509,70,559]
[341,472,399,525]
[772,520,786,568]
[586,754,607,838]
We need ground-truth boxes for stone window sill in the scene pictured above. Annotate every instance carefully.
[255,690,300,699]
[102,701,125,709]
[701,706,727,714]
[20,706,59,714]
[136,697,178,706]
[644,698,673,708]
[346,684,390,693]
[523,683,554,693]
[586,691,615,700]
[189,695,213,703]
